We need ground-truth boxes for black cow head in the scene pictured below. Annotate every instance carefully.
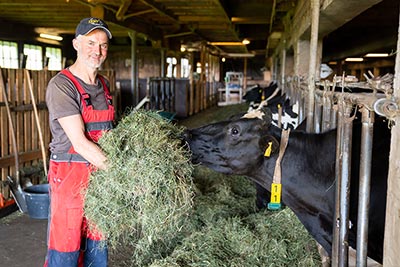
[185,109,279,176]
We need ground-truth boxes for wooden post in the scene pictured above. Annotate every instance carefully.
[383,5,400,266]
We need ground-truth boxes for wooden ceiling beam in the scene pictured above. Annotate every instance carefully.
[115,0,132,21]
[138,0,180,24]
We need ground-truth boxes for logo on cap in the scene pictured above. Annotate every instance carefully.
[75,17,112,39]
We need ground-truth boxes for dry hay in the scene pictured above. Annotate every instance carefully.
[148,166,321,267]
[85,106,321,266]
[83,110,195,265]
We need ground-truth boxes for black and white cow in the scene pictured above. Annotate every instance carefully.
[243,82,301,130]
[184,109,389,264]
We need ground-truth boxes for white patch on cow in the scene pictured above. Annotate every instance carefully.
[272,112,298,129]
[271,100,300,129]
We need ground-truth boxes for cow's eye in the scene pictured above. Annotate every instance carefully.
[231,127,239,136]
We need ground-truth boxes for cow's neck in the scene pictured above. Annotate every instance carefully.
[251,125,338,253]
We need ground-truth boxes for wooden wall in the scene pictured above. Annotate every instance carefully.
[0,68,118,207]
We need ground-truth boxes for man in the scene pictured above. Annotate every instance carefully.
[44,17,114,267]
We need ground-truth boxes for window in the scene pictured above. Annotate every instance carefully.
[166,57,177,78]
[181,58,190,78]
[23,44,43,70]
[0,40,18,69]
[45,47,62,70]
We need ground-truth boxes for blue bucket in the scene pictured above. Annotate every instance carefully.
[24,184,50,220]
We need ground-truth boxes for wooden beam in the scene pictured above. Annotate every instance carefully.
[383,6,400,265]
[116,0,132,21]
[138,0,180,24]
[102,7,163,40]
[0,150,42,169]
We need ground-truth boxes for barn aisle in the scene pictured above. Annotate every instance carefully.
[0,212,47,267]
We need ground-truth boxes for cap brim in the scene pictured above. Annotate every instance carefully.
[81,26,112,39]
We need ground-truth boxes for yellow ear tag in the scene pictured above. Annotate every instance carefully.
[270,183,282,204]
[264,141,272,157]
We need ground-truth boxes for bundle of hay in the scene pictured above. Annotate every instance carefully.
[84,110,194,265]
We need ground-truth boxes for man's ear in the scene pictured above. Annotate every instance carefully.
[259,135,279,157]
[72,38,79,51]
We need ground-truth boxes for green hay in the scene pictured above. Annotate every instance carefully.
[84,110,195,264]
[148,167,321,267]
[85,107,321,266]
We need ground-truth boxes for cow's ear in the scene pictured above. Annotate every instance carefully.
[259,135,279,157]
[260,107,273,125]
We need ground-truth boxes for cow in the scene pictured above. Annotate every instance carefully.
[183,108,389,264]
[242,81,301,130]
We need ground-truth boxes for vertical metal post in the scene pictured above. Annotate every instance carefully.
[128,31,138,105]
[161,49,165,78]
[331,103,338,130]
[306,0,320,133]
[356,108,374,267]
[314,95,322,133]
[281,46,286,92]
[322,95,332,132]
[332,99,344,267]
[338,102,354,267]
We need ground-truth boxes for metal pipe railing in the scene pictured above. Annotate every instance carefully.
[356,108,374,267]
[338,102,354,267]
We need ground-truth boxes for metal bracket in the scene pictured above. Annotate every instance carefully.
[373,98,399,118]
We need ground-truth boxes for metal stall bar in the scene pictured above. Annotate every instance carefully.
[338,101,354,267]
[128,31,138,105]
[280,46,286,92]
[356,108,374,267]
[313,89,384,266]
[314,94,322,133]
[332,98,345,267]
[306,0,320,133]
[321,93,332,132]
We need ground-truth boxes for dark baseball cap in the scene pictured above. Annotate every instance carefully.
[75,17,112,39]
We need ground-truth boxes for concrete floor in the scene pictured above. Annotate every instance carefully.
[0,211,47,267]
[0,211,383,267]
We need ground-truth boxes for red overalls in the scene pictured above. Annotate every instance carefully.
[44,69,114,267]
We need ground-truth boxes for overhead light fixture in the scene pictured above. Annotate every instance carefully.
[39,33,63,41]
[364,53,389,57]
[209,41,246,46]
[226,53,255,58]
[221,57,226,62]
[345,57,363,62]
[242,39,250,45]
[180,45,186,52]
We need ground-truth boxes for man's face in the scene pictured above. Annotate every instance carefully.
[74,29,109,69]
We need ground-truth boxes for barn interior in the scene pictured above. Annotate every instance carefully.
[0,0,399,266]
